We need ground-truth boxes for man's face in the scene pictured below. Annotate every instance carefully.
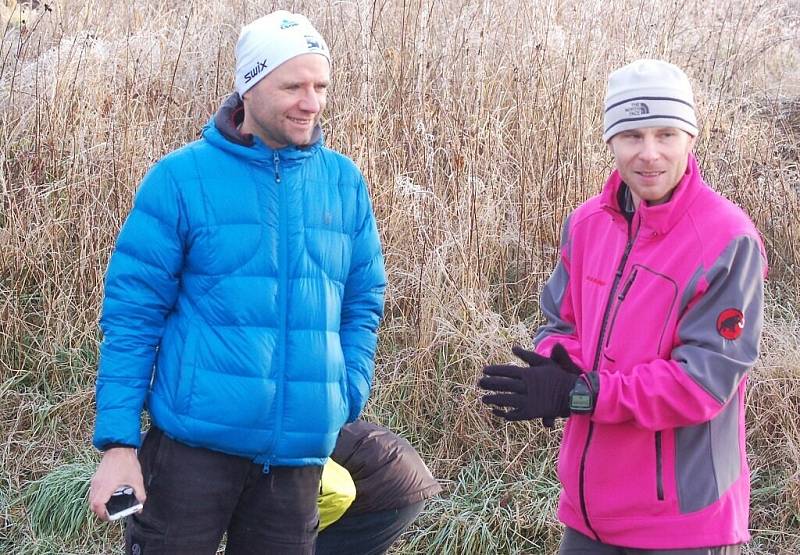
[241,53,330,149]
[608,127,696,206]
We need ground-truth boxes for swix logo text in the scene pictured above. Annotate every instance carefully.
[244,59,269,83]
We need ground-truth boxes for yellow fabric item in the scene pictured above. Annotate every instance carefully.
[317,459,356,531]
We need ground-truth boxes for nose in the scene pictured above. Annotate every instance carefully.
[638,136,660,162]
[298,88,321,113]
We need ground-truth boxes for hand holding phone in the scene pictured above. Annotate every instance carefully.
[89,447,146,522]
[105,485,144,521]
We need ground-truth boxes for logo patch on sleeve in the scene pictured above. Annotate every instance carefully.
[716,308,745,340]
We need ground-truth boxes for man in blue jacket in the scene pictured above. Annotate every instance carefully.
[87,11,386,554]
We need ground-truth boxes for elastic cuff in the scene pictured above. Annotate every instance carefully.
[583,372,600,414]
[584,371,600,397]
[100,442,136,452]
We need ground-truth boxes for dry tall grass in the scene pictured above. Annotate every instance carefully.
[1,0,799,553]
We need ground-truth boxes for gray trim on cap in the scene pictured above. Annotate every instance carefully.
[603,96,698,141]
[605,95,695,112]
[605,114,699,135]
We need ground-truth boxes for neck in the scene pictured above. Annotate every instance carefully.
[631,189,676,211]
[239,114,285,150]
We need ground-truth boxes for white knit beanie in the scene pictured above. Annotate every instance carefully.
[235,11,330,97]
[603,59,698,142]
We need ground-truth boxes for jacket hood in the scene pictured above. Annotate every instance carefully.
[202,92,323,164]
[600,152,705,236]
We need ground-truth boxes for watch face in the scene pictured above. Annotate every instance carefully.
[570,378,594,413]
[570,393,592,411]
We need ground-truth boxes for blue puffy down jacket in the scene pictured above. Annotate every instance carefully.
[93,95,386,466]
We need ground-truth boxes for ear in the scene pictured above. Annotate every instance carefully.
[606,136,617,157]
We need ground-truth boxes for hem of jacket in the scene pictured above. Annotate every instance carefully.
[148,394,329,467]
[557,476,750,549]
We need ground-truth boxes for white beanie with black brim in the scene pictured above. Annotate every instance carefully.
[603,59,698,142]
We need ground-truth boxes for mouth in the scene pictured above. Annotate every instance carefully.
[637,170,665,178]
[288,116,313,127]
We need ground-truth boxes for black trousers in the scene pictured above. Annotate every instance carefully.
[559,527,743,555]
[315,501,426,555]
[125,427,322,555]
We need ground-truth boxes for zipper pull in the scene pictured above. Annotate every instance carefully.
[273,151,281,183]
[618,268,638,300]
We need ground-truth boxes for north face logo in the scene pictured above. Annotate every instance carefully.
[625,102,650,116]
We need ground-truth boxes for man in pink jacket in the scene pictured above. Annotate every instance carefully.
[479,59,767,554]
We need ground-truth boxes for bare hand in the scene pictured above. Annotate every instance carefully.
[89,447,146,521]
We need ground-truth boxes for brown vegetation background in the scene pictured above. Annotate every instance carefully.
[1,0,799,552]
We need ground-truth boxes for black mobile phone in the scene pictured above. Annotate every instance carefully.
[106,485,143,521]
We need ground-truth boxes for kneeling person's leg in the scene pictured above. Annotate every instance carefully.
[316,500,427,555]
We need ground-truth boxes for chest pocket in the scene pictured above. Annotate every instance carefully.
[603,264,678,368]
[302,180,354,284]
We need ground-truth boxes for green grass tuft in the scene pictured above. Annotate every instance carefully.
[21,457,96,540]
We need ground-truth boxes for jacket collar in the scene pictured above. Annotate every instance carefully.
[202,92,323,164]
[600,153,705,236]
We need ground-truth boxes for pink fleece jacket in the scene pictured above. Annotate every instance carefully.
[535,154,767,549]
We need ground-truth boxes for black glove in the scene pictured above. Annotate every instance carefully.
[547,343,583,375]
[520,344,585,426]
[479,344,583,423]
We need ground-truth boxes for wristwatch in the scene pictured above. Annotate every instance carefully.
[569,375,596,414]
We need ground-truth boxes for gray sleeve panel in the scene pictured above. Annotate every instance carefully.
[534,214,576,345]
[672,235,765,404]
[559,212,573,254]
[534,261,575,343]
[678,264,705,315]
[675,393,742,513]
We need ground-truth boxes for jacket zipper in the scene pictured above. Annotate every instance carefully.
[263,151,284,473]
[604,267,639,349]
[273,151,282,183]
[578,212,639,541]
[655,431,664,500]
